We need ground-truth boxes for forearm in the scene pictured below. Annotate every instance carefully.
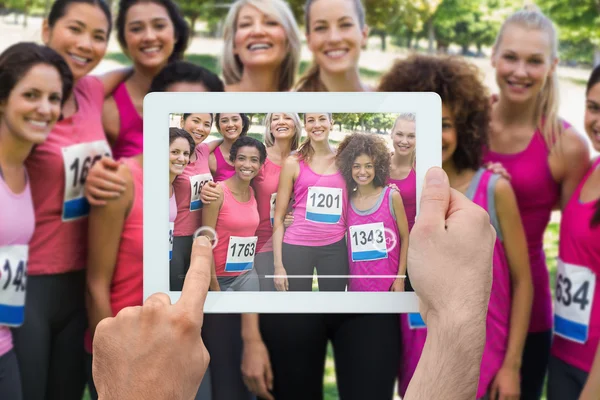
[397,236,409,276]
[404,314,486,400]
[502,279,532,369]
[241,314,263,343]
[86,286,114,340]
[580,344,600,399]
[272,219,285,267]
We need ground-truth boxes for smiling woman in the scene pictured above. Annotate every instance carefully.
[221,0,301,92]
[103,0,190,160]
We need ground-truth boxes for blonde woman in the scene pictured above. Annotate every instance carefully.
[295,0,370,92]
[221,0,301,92]
[483,7,591,398]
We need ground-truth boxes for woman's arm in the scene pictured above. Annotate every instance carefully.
[391,190,409,292]
[580,344,600,400]
[272,156,299,292]
[208,152,217,176]
[86,163,133,342]
[241,314,274,400]
[97,68,132,97]
[201,186,224,291]
[489,177,533,399]
[555,127,591,210]
[205,139,224,153]
[102,96,121,148]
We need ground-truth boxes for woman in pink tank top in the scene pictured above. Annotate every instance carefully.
[103,0,191,160]
[84,152,144,399]
[0,42,72,400]
[481,9,592,397]
[379,54,534,400]
[208,113,251,182]
[546,66,600,400]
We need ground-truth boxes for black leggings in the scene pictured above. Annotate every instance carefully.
[254,251,275,291]
[282,239,348,292]
[259,313,400,400]
[547,355,589,400]
[520,330,552,400]
[0,349,22,400]
[170,235,193,291]
[11,271,87,400]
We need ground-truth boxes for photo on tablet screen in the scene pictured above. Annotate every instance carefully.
[144,93,441,313]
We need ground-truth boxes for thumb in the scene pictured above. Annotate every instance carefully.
[414,167,450,233]
[100,156,119,170]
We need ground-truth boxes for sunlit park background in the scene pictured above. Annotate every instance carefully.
[1,0,598,398]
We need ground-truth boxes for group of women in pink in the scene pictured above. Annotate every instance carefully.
[0,0,598,399]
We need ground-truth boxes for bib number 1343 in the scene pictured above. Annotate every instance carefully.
[0,245,28,327]
[62,141,112,221]
[554,259,596,344]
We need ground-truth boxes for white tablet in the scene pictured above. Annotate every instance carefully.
[144,92,441,313]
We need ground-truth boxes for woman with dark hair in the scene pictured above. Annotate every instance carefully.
[149,61,225,93]
[546,66,600,400]
[0,42,72,400]
[102,0,191,160]
[12,1,125,398]
[208,113,251,181]
[379,54,533,400]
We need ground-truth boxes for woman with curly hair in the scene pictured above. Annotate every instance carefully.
[335,133,408,293]
[379,54,533,400]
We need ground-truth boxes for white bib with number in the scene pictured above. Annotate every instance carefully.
[62,141,112,221]
[305,186,343,224]
[269,193,277,227]
[554,258,596,344]
[169,222,174,261]
[348,222,388,262]
[225,236,258,272]
[0,245,28,327]
[408,313,426,330]
[189,173,213,212]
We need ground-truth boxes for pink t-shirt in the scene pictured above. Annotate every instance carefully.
[173,144,212,236]
[388,169,416,231]
[212,184,260,277]
[346,187,400,291]
[84,157,143,353]
[253,158,281,253]
[551,157,600,373]
[110,81,143,160]
[213,146,235,183]
[398,169,512,398]
[0,170,35,356]
[24,75,110,275]
[283,160,348,246]
[482,124,569,333]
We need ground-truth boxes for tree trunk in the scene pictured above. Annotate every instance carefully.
[427,18,435,54]
[407,32,413,49]
[594,47,600,68]
[476,42,482,57]
[379,31,386,51]
[461,44,469,55]
[190,15,197,36]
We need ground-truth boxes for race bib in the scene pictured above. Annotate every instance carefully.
[554,258,596,344]
[62,141,112,221]
[408,313,426,329]
[269,193,277,227]
[0,245,28,327]
[306,187,342,224]
[189,173,213,212]
[169,222,174,261]
[225,236,258,272]
[348,222,388,262]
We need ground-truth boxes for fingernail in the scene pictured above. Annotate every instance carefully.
[426,167,445,187]
[195,236,211,247]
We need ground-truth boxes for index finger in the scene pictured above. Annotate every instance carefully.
[176,236,213,317]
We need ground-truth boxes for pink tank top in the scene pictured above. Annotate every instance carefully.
[482,125,567,333]
[173,144,212,236]
[398,169,512,398]
[551,157,600,373]
[25,75,110,275]
[388,169,416,231]
[283,160,348,246]
[213,146,235,182]
[0,169,35,356]
[212,184,260,277]
[84,157,143,353]
[346,187,400,291]
[110,81,143,160]
[253,158,281,253]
